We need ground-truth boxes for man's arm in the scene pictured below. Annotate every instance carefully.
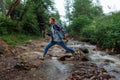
[56,23,68,39]
[55,23,67,34]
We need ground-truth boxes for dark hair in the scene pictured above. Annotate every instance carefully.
[49,17,55,22]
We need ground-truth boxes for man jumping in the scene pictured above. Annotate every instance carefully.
[38,17,80,60]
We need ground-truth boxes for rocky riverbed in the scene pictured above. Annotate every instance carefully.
[0,38,116,80]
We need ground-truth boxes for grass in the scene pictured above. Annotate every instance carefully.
[0,34,39,46]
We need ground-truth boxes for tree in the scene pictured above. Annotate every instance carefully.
[65,0,73,24]
[20,0,39,35]
[0,0,60,36]
[68,15,91,37]
[6,0,20,18]
[67,0,103,37]
[0,0,6,14]
[31,0,54,32]
[72,0,103,19]
[73,0,93,19]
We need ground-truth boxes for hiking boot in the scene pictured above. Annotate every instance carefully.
[73,51,81,60]
[73,51,78,56]
[76,54,80,60]
[37,56,45,60]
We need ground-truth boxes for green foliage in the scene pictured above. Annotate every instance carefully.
[1,0,55,35]
[67,0,104,41]
[0,0,58,45]
[94,12,120,49]
[91,6,103,17]
[79,12,120,52]
[80,25,97,42]
[0,34,39,45]
[21,12,40,35]
[21,1,40,35]
[72,0,103,19]
[65,0,73,23]
[66,0,120,52]
[73,0,92,18]
[0,15,17,35]
[0,0,6,14]
[68,15,91,36]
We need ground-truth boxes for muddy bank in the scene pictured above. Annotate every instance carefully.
[0,39,14,56]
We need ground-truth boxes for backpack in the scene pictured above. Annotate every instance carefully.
[53,24,61,31]
[47,24,61,37]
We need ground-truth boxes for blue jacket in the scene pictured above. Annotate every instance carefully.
[51,22,67,42]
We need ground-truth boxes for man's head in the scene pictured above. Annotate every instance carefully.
[49,17,55,24]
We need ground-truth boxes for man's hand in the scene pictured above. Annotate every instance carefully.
[46,31,52,37]
[64,33,69,39]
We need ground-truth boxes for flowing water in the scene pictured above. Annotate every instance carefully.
[36,59,72,80]
[68,40,120,80]
[20,40,120,80]
[23,57,72,80]
[89,51,120,80]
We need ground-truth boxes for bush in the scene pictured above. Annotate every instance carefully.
[79,12,120,52]
[80,25,97,43]
[95,12,120,49]
[1,34,38,45]
[20,1,40,35]
[68,15,91,37]
[0,15,17,35]
[21,12,40,35]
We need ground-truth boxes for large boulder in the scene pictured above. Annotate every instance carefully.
[58,50,89,61]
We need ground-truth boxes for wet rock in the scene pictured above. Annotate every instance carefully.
[39,49,44,52]
[75,51,89,61]
[14,61,38,70]
[111,69,120,73]
[81,56,89,61]
[79,47,89,54]
[68,62,115,80]
[65,50,70,53]
[40,45,45,47]
[58,55,72,61]
[18,52,42,61]
[90,76,95,80]
[104,59,115,63]
[58,51,89,61]
[15,46,29,51]
[40,42,47,47]
[93,48,97,51]
[26,40,35,45]
[0,45,5,54]
[31,68,37,71]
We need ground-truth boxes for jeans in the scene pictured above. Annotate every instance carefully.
[43,41,75,56]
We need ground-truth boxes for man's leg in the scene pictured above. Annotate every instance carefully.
[39,41,56,60]
[57,41,75,54]
[57,41,80,60]
[43,41,56,57]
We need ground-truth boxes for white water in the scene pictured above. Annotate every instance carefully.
[68,40,120,80]
[89,51,120,80]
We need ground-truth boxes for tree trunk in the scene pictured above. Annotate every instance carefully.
[6,0,20,17]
